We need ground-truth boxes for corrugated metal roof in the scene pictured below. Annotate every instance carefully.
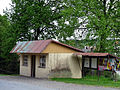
[10,40,83,53]
[74,52,119,58]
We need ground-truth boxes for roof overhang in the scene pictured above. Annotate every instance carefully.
[74,52,119,59]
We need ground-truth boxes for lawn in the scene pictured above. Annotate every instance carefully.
[0,74,19,76]
[51,76,120,88]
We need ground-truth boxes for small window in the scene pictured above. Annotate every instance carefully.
[91,58,97,68]
[84,58,89,67]
[23,55,28,66]
[39,55,46,68]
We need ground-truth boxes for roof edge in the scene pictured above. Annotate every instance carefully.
[74,52,119,59]
[10,40,84,54]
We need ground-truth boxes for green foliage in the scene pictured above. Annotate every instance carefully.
[62,0,120,56]
[0,15,19,74]
[6,0,64,40]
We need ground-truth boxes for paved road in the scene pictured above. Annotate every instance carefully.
[0,79,54,90]
[0,76,119,90]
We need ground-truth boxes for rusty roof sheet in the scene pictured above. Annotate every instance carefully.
[74,52,119,58]
[10,40,83,53]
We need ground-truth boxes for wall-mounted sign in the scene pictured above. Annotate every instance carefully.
[98,66,104,71]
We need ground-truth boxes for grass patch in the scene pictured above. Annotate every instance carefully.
[51,76,120,88]
[0,74,19,76]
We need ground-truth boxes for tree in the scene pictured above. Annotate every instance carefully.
[0,15,19,74]
[62,0,120,55]
[0,15,10,60]
[6,0,64,40]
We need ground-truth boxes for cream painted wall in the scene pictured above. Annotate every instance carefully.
[35,54,49,78]
[20,54,31,76]
[48,53,82,78]
[42,42,78,53]
[69,55,82,78]
[19,53,82,78]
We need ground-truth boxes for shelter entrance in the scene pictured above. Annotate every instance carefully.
[31,55,36,77]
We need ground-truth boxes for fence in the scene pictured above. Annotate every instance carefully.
[83,68,119,81]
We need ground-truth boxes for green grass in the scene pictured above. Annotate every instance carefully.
[51,76,120,88]
[0,74,19,76]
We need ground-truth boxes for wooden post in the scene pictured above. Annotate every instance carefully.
[98,70,99,81]
[82,56,85,78]
[90,57,92,75]
[115,72,116,82]
[97,57,99,81]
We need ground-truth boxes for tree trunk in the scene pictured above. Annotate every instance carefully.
[34,28,40,40]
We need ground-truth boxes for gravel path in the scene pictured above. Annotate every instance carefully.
[0,76,119,90]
